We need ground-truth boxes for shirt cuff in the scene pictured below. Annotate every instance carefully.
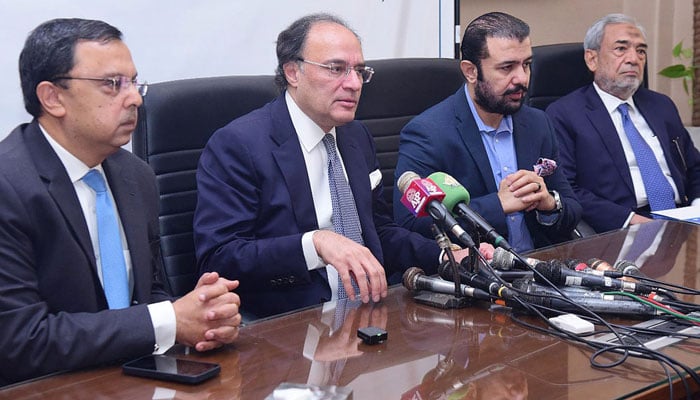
[535,210,560,226]
[302,230,325,271]
[148,300,176,354]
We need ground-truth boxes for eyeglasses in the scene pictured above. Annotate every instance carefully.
[297,59,374,83]
[51,75,148,96]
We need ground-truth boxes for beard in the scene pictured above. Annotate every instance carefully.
[596,74,641,100]
[474,79,527,115]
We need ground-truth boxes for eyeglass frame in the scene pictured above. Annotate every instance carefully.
[50,75,148,96]
[296,58,375,83]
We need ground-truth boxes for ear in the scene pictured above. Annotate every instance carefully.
[283,61,300,88]
[584,49,598,73]
[35,81,66,118]
[460,60,478,84]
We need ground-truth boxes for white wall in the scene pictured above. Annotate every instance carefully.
[0,0,454,139]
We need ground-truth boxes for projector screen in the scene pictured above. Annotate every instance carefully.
[0,0,455,139]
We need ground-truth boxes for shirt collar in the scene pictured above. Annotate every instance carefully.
[463,85,513,134]
[593,81,639,115]
[285,91,336,153]
[38,123,100,183]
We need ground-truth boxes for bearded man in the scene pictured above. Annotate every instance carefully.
[394,11,581,251]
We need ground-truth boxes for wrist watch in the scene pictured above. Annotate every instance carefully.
[548,190,563,213]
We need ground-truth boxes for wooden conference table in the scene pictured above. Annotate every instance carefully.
[1,220,699,399]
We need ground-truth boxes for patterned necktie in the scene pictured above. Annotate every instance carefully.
[83,169,130,309]
[618,103,676,211]
[322,134,362,299]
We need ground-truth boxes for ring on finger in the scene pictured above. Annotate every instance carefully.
[535,182,542,192]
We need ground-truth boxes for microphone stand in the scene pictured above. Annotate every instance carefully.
[432,224,461,296]
[409,225,471,309]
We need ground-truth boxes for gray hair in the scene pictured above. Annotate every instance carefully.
[584,13,646,51]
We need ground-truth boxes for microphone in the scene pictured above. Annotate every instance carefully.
[402,267,492,301]
[438,262,514,299]
[397,171,446,218]
[428,172,513,251]
[587,258,615,272]
[398,171,476,248]
[613,260,647,278]
[491,247,541,270]
[564,259,590,272]
[511,279,659,316]
[533,260,653,294]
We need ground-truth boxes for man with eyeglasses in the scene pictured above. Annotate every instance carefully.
[394,12,581,252]
[546,14,700,233]
[194,13,482,319]
[0,18,241,385]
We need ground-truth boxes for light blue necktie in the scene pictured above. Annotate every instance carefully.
[83,169,130,309]
[322,134,361,299]
[618,103,676,211]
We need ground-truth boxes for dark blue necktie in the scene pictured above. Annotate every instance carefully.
[83,169,130,309]
[322,134,361,299]
[618,103,676,211]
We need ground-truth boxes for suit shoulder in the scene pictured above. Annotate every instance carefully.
[634,87,675,106]
[403,91,461,132]
[207,100,278,147]
[545,85,589,113]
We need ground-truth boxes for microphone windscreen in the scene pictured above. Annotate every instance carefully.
[397,171,420,193]
[492,247,515,270]
[428,172,470,212]
[402,267,424,291]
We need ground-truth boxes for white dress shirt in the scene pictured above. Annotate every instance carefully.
[286,91,352,301]
[40,124,175,354]
[593,83,680,227]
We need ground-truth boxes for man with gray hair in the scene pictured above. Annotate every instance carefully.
[546,13,700,233]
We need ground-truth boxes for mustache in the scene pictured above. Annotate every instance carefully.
[503,84,528,96]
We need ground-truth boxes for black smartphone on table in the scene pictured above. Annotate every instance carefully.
[122,355,220,384]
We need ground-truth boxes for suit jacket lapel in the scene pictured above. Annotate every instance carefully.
[26,123,96,266]
[453,90,499,192]
[270,96,319,232]
[335,127,373,238]
[513,112,537,170]
[583,86,635,193]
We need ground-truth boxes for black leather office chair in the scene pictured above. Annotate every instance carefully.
[131,58,464,297]
[527,43,593,111]
[132,76,278,296]
[356,58,464,207]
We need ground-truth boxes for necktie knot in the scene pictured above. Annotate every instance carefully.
[618,103,632,119]
[322,133,337,154]
[83,169,107,193]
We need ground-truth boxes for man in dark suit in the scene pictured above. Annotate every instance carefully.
[546,13,700,233]
[394,12,581,252]
[0,19,241,385]
[194,14,476,319]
